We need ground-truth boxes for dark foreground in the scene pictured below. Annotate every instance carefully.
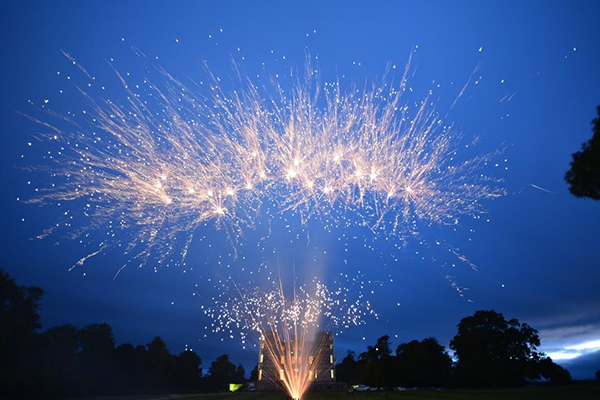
[26,381,600,400]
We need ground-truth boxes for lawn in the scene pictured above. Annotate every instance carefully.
[196,382,600,400]
[23,382,600,400]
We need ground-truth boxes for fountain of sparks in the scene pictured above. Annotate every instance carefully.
[203,274,376,399]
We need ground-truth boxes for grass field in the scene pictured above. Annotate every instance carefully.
[48,381,600,400]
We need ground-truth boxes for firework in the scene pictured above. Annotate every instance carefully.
[202,274,377,399]
[25,54,505,269]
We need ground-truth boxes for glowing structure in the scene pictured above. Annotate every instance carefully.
[257,331,340,394]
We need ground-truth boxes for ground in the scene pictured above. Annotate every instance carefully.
[32,381,600,400]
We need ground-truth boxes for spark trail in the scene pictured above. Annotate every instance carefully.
[25,55,505,269]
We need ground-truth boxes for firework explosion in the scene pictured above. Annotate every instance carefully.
[24,54,505,271]
[202,273,377,399]
[20,49,508,398]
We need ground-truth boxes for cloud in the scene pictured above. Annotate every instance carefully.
[558,349,600,380]
[532,312,600,379]
[545,338,600,361]
[539,322,600,353]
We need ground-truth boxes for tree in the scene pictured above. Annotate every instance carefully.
[77,323,117,394]
[450,310,542,388]
[208,354,237,389]
[79,323,116,363]
[249,364,259,381]
[146,337,174,392]
[358,335,395,387]
[336,350,360,384]
[174,350,202,392]
[113,343,144,394]
[536,357,571,385]
[395,337,452,387]
[35,324,81,395]
[565,106,600,200]
[233,364,246,383]
[0,269,216,396]
[0,268,44,397]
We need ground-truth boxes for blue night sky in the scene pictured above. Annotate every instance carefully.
[1,0,600,379]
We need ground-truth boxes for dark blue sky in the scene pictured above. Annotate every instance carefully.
[1,0,600,379]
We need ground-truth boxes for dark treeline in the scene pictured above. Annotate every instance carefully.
[0,269,245,398]
[0,268,582,398]
[336,311,572,389]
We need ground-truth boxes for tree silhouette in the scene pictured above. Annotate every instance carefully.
[79,323,116,356]
[395,337,452,387]
[174,350,202,391]
[535,357,571,384]
[0,268,208,397]
[113,343,143,393]
[450,310,543,388]
[249,364,259,381]
[359,335,394,387]
[336,350,360,384]
[208,354,238,389]
[565,106,600,200]
[36,324,80,395]
[0,269,43,397]
[146,336,175,392]
[234,364,246,383]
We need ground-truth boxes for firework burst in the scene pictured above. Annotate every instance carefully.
[24,54,505,270]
